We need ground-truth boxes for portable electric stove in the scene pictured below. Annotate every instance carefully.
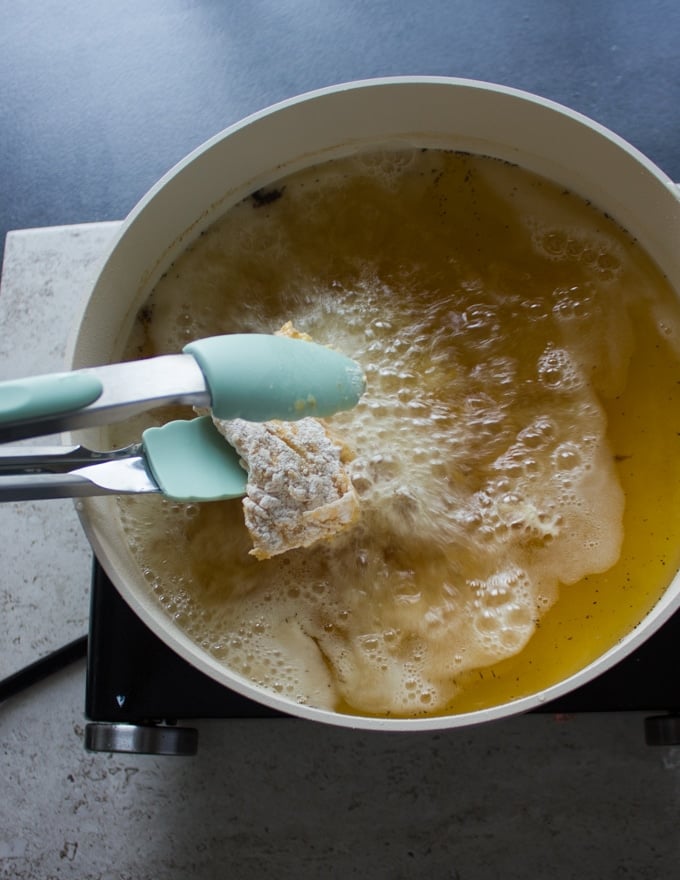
[83,559,680,755]
[2,223,680,758]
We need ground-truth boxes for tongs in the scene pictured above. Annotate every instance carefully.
[0,333,366,502]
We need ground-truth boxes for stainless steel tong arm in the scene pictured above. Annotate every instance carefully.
[0,354,209,443]
[0,442,158,501]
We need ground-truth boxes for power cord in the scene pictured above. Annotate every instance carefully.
[0,636,87,704]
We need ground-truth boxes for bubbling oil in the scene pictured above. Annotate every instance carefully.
[112,148,680,717]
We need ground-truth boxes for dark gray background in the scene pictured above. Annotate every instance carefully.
[2,0,679,256]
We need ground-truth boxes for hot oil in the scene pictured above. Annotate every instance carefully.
[113,149,680,718]
[434,305,680,714]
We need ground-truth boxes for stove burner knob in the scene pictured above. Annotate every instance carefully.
[84,722,198,756]
[644,714,680,746]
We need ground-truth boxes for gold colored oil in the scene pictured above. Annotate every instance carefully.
[114,148,680,718]
[443,308,680,714]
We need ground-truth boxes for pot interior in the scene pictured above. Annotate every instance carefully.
[70,79,680,730]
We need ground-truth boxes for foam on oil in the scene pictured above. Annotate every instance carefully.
[111,149,680,717]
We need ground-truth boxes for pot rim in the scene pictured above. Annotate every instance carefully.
[71,76,680,731]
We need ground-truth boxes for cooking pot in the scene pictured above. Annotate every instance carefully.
[69,77,680,730]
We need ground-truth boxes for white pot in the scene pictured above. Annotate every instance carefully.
[69,77,680,730]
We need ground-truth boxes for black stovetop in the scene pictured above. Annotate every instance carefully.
[85,559,680,725]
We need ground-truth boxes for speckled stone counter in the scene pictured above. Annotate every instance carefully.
[0,223,120,681]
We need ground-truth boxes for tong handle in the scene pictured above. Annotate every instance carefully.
[0,373,103,428]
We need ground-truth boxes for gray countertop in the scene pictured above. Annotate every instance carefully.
[0,224,118,683]
[5,681,680,878]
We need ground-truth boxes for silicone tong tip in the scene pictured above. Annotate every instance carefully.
[142,416,247,501]
[184,334,366,421]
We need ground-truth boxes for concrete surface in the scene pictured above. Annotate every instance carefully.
[0,224,118,682]
[2,671,679,879]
